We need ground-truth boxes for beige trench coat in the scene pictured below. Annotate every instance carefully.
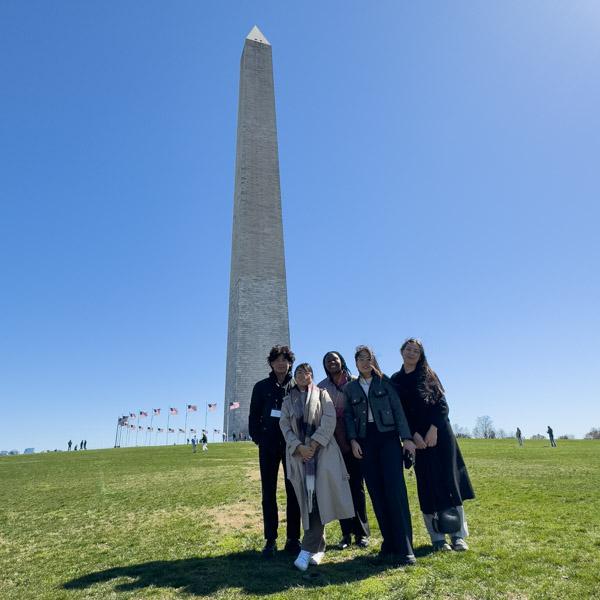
[279,384,355,530]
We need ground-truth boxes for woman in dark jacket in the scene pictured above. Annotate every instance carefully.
[390,338,475,552]
[344,346,417,566]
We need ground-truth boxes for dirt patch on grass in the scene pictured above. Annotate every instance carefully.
[204,499,262,532]
[244,465,261,483]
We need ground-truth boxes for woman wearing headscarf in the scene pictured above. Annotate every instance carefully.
[279,363,355,571]
[390,338,475,552]
[343,346,417,566]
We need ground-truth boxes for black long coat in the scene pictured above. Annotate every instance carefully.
[390,367,474,514]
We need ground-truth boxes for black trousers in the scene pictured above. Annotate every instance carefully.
[360,424,414,557]
[258,442,301,542]
[339,451,370,538]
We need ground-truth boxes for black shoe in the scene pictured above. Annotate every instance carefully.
[393,554,417,567]
[284,538,301,554]
[371,550,393,566]
[355,536,370,548]
[261,540,277,558]
[339,534,352,549]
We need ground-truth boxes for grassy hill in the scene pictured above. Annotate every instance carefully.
[1,439,599,599]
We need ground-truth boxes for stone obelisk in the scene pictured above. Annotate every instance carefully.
[224,27,290,439]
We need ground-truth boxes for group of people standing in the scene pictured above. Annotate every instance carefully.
[249,342,475,571]
[67,439,87,451]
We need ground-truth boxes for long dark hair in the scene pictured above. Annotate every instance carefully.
[400,338,445,402]
[322,351,352,382]
[354,345,383,379]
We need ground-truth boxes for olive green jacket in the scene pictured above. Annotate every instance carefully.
[343,375,412,441]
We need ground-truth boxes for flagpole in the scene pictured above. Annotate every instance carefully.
[126,423,130,447]
[135,413,140,446]
[114,418,120,448]
[184,407,189,444]
[166,412,170,445]
[226,403,230,442]
[204,401,208,434]
[149,414,154,446]
[155,429,159,445]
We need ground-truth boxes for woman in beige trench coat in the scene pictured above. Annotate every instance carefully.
[279,363,355,571]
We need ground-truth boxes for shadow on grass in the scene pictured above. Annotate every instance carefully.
[63,547,432,596]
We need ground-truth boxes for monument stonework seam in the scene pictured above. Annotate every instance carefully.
[224,27,290,438]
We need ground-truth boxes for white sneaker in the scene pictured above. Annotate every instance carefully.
[309,551,325,565]
[294,550,312,571]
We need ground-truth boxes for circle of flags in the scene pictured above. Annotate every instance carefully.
[114,402,224,447]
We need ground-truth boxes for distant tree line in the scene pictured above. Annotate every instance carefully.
[451,417,598,440]
[585,427,600,440]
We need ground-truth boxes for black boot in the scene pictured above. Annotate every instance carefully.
[261,539,277,558]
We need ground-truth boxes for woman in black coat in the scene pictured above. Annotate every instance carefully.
[390,338,475,552]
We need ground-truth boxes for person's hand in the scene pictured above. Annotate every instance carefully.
[413,432,427,450]
[424,426,438,447]
[298,445,315,461]
[351,439,363,460]
[403,439,416,455]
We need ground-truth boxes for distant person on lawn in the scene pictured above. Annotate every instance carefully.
[391,338,475,552]
[280,363,354,571]
[249,345,301,558]
[318,351,370,549]
[547,426,557,447]
[201,432,208,451]
[67,440,72,451]
[516,428,523,447]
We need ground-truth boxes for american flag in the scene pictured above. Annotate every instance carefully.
[129,412,136,418]
[139,411,148,417]
[168,428,175,433]
[187,404,197,412]
[157,427,164,432]
[147,427,153,431]
[208,403,217,412]
[118,416,128,426]
[169,407,178,415]
[189,428,196,433]
[229,402,240,410]
[153,408,161,415]
[129,424,136,429]
[178,428,185,433]
[213,429,220,433]
[138,425,143,430]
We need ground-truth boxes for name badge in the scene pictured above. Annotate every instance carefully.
[270,409,282,418]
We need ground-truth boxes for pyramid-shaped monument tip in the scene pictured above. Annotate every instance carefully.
[246,25,270,45]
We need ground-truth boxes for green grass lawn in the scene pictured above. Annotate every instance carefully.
[1,439,599,599]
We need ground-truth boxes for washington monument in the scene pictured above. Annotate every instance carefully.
[224,27,290,438]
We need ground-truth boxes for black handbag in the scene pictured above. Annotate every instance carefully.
[432,507,461,534]
[403,449,414,469]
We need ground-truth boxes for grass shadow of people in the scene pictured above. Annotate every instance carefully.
[63,550,417,596]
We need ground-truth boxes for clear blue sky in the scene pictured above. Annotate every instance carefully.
[1,1,599,451]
